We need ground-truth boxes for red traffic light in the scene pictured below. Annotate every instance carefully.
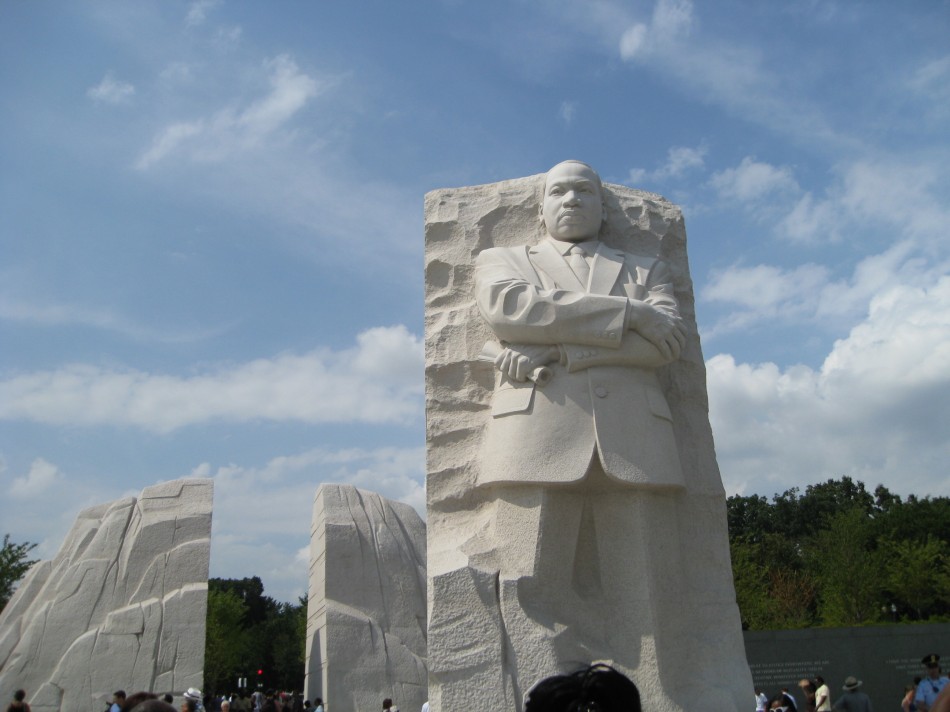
[257,670,263,675]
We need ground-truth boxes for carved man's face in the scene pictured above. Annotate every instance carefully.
[541,161,605,242]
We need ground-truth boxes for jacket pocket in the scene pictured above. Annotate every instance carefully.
[491,380,535,416]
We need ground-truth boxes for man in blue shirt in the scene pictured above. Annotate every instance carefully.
[917,654,950,712]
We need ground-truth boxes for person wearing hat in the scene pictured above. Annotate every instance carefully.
[182,688,205,712]
[833,677,871,712]
[916,654,950,712]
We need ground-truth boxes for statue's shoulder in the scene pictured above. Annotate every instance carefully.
[475,243,534,263]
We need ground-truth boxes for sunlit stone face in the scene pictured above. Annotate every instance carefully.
[541,161,604,242]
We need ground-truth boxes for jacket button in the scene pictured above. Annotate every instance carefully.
[594,386,608,398]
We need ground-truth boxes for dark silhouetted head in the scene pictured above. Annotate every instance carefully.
[524,663,641,712]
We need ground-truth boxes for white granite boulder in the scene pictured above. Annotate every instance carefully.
[305,484,427,712]
[0,478,213,712]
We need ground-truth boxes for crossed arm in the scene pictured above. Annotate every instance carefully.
[474,247,687,382]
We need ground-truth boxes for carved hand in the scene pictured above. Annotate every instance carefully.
[494,343,560,382]
[626,300,687,361]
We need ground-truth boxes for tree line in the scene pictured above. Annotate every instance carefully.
[728,476,950,629]
[204,577,307,694]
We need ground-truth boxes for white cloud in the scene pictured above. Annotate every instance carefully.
[213,25,243,49]
[159,62,193,83]
[619,0,692,60]
[627,144,706,185]
[619,24,649,60]
[137,54,324,170]
[185,0,221,27]
[0,456,117,559]
[701,262,832,339]
[701,154,949,340]
[191,462,213,477]
[136,121,205,170]
[651,0,693,39]
[10,458,62,498]
[701,238,948,339]
[910,54,950,119]
[708,275,950,499]
[912,55,950,89]
[0,325,423,433]
[87,73,135,105]
[616,0,842,147]
[559,100,577,126]
[710,156,798,202]
[778,191,838,244]
[777,158,948,245]
[704,262,830,312]
[0,294,232,344]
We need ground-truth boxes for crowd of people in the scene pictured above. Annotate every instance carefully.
[753,653,950,712]
[5,654,950,712]
[4,687,323,712]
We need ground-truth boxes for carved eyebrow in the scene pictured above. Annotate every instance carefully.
[547,179,595,192]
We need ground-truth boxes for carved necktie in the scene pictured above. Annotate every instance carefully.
[568,244,590,289]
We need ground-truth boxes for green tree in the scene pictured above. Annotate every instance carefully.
[882,535,949,620]
[206,578,307,693]
[210,576,275,626]
[264,599,307,692]
[0,534,38,612]
[726,494,774,543]
[728,478,950,629]
[730,533,817,630]
[811,508,884,626]
[730,536,773,629]
[205,589,251,693]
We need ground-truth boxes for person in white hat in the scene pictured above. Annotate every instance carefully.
[181,689,205,712]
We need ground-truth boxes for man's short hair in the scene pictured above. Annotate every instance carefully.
[128,699,173,712]
[115,691,127,699]
[540,160,604,200]
[122,692,157,712]
[524,663,641,712]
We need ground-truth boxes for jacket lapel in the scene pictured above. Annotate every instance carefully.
[589,244,624,295]
[529,239,586,291]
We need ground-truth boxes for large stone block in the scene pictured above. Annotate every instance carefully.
[0,479,213,712]
[424,166,753,711]
[305,484,427,712]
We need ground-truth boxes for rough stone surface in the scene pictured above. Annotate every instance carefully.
[0,478,213,712]
[305,484,427,712]
[424,172,753,711]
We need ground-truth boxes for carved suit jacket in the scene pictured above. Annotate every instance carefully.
[474,237,685,488]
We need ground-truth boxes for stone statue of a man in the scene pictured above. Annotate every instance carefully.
[424,161,753,712]
[476,159,687,488]
[465,160,697,709]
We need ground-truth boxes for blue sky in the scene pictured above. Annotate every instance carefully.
[2,0,948,602]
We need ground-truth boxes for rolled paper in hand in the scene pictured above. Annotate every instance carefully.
[478,341,553,387]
